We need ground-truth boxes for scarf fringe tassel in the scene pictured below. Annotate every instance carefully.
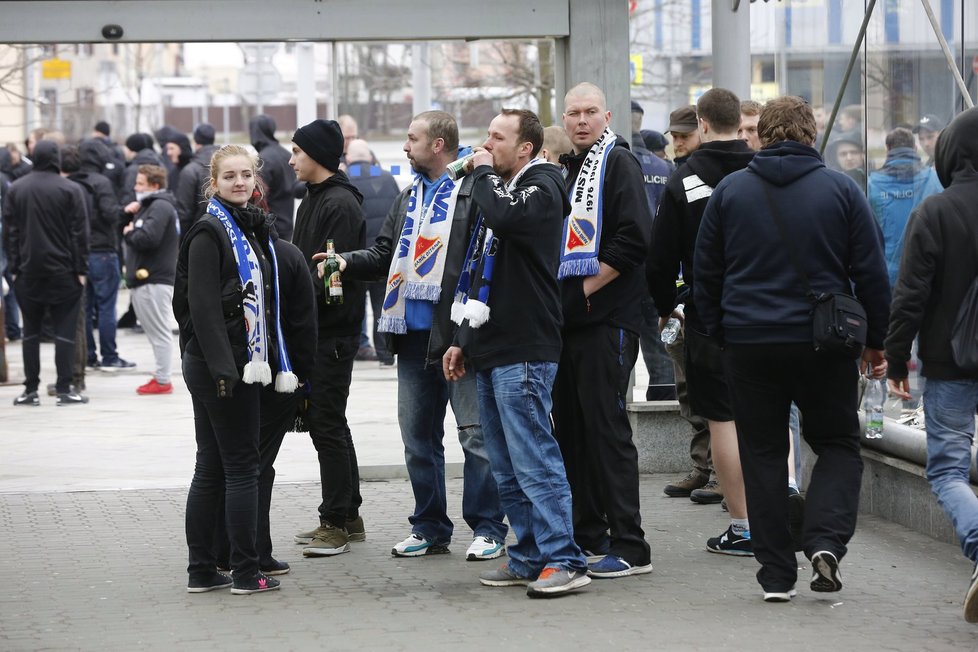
[450,300,467,326]
[274,371,299,393]
[242,360,273,386]
[377,314,407,334]
[558,258,600,281]
[404,282,442,302]
[463,300,491,328]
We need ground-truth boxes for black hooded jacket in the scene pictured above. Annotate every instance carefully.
[291,170,366,337]
[123,190,179,287]
[2,141,89,280]
[121,147,165,205]
[560,137,652,334]
[75,140,123,252]
[165,134,193,195]
[250,116,298,241]
[886,107,978,380]
[176,144,219,237]
[456,161,571,371]
[694,140,890,348]
[647,138,755,327]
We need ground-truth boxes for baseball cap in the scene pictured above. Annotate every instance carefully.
[912,114,945,134]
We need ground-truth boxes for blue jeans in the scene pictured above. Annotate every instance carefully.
[477,361,587,577]
[923,379,978,564]
[396,330,506,545]
[85,252,121,363]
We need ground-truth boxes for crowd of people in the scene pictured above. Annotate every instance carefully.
[1,81,975,619]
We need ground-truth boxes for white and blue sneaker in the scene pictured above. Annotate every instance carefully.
[466,536,505,561]
[586,555,654,578]
[391,533,450,557]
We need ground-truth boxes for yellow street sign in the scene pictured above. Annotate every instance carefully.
[42,58,71,80]
[630,54,643,87]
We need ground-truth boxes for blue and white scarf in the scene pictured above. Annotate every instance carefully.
[451,158,546,329]
[377,171,463,334]
[559,126,615,279]
[206,199,298,393]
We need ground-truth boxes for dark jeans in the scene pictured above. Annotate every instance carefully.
[183,353,261,580]
[85,252,121,363]
[368,282,393,363]
[552,324,651,566]
[724,343,862,593]
[307,333,361,527]
[396,330,507,544]
[15,274,83,394]
[214,387,299,566]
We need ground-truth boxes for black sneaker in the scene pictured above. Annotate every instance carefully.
[187,571,233,593]
[86,359,101,369]
[787,486,805,552]
[56,391,89,406]
[231,572,280,595]
[13,391,40,407]
[260,559,291,576]
[810,550,843,592]
[101,357,136,372]
[706,525,754,556]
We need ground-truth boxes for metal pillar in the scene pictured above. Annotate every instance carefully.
[712,0,751,99]
[411,43,432,116]
[296,43,316,126]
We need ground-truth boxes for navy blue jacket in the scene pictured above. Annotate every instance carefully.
[694,140,890,349]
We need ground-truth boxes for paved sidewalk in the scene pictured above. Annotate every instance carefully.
[1,477,975,651]
[2,295,975,649]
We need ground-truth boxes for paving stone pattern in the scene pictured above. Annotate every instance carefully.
[1,476,975,651]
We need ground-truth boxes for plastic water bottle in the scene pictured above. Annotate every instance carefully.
[660,303,685,345]
[863,376,886,439]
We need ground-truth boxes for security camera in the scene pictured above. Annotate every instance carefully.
[102,24,124,40]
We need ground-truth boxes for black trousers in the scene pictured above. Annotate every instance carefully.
[183,353,261,580]
[15,274,83,394]
[552,324,651,566]
[724,343,862,592]
[214,387,299,566]
[307,333,362,527]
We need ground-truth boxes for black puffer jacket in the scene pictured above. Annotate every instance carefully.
[342,173,478,366]
[886,107,978,380]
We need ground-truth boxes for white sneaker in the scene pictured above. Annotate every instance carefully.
[466,536,505,561]
[391,533,449,557]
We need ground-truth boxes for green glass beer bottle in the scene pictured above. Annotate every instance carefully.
[323,239,344,305]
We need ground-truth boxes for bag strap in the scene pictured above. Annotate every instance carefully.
[754,171,820,303]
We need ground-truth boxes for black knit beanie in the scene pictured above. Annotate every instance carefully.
[125,133,147,152]
[292,119,343,172]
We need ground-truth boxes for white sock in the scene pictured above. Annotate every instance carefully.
[731,518,750,535]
